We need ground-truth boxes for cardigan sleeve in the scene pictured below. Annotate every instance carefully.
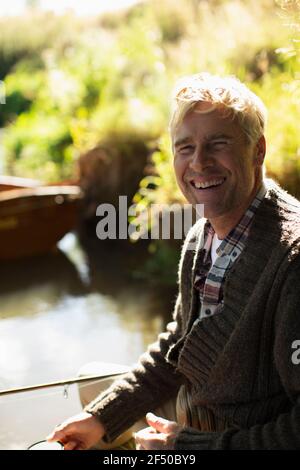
[174,253,300,450]
[85,294,185,443]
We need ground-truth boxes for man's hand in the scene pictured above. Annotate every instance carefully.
[135,413,182,450]
[46,411,105,450]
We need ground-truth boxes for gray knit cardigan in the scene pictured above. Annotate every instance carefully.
[86,178,300,450]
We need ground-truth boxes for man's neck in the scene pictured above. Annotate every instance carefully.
[208,180,263,240]
[209,210,247,240]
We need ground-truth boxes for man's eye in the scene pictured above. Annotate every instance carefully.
[212,141,228,148]
[179,145,194,154]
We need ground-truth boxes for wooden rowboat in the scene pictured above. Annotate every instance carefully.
[0,183,82,260]
[0,175,42,191]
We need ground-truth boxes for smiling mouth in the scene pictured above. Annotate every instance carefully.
[190,177,226,190]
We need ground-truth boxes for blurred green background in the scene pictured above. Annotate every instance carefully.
[0,0,299,279]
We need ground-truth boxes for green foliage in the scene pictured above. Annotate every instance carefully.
[0,12,79,80]
[0,68,45,126]
[133,133,184,215]
[133,240,181,286]
[256,70,300,198]
[3,110,73,181]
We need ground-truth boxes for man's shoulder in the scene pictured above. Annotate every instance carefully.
[265,178,300,215]
[258,178,300,255]
[261,178,300,234]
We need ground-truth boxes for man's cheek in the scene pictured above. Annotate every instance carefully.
[174,166,185,189]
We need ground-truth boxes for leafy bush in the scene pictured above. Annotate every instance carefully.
[3,111,73,181]
[0,12,79,80]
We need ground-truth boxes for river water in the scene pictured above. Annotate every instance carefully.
[0,233,177,449]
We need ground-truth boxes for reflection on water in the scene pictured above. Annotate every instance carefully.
[0,250,87,318]
[0,233,177,449]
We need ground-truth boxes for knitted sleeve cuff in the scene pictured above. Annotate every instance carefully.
[84,392,149,443]
[85,406,130,443]
[174,427,215,450]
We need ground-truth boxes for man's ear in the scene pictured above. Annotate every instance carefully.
[255,135,266,165]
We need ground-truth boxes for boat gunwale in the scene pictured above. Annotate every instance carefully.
[0,185,82,203]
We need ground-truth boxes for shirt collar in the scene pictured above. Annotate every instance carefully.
[204,180,268,257]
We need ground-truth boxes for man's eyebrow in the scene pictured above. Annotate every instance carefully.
[174,133,234,148]
[207,133,233,140]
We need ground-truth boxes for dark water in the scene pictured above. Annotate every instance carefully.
[0,233,177,449]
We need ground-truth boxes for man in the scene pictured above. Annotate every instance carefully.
[47,73,300,450]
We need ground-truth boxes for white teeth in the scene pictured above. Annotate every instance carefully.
[193,178,225,189]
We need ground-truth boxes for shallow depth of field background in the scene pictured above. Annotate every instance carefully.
[0,0,299,449]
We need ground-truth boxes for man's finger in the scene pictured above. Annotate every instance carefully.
[63,440,78,451]
[135,430,165,451]
[46,431,64,442]
[146,413,176,433]
[134,427,155,446]
[46,429,66,443]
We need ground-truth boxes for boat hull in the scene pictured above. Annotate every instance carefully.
[0,186,81,260]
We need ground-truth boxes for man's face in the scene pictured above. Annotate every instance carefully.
[173,105,263,220]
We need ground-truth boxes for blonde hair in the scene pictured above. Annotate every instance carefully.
[169,72,267,144]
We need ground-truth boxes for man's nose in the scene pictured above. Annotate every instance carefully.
[189,146,214,172]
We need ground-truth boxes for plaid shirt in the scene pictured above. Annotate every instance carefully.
[194,182,267,320]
